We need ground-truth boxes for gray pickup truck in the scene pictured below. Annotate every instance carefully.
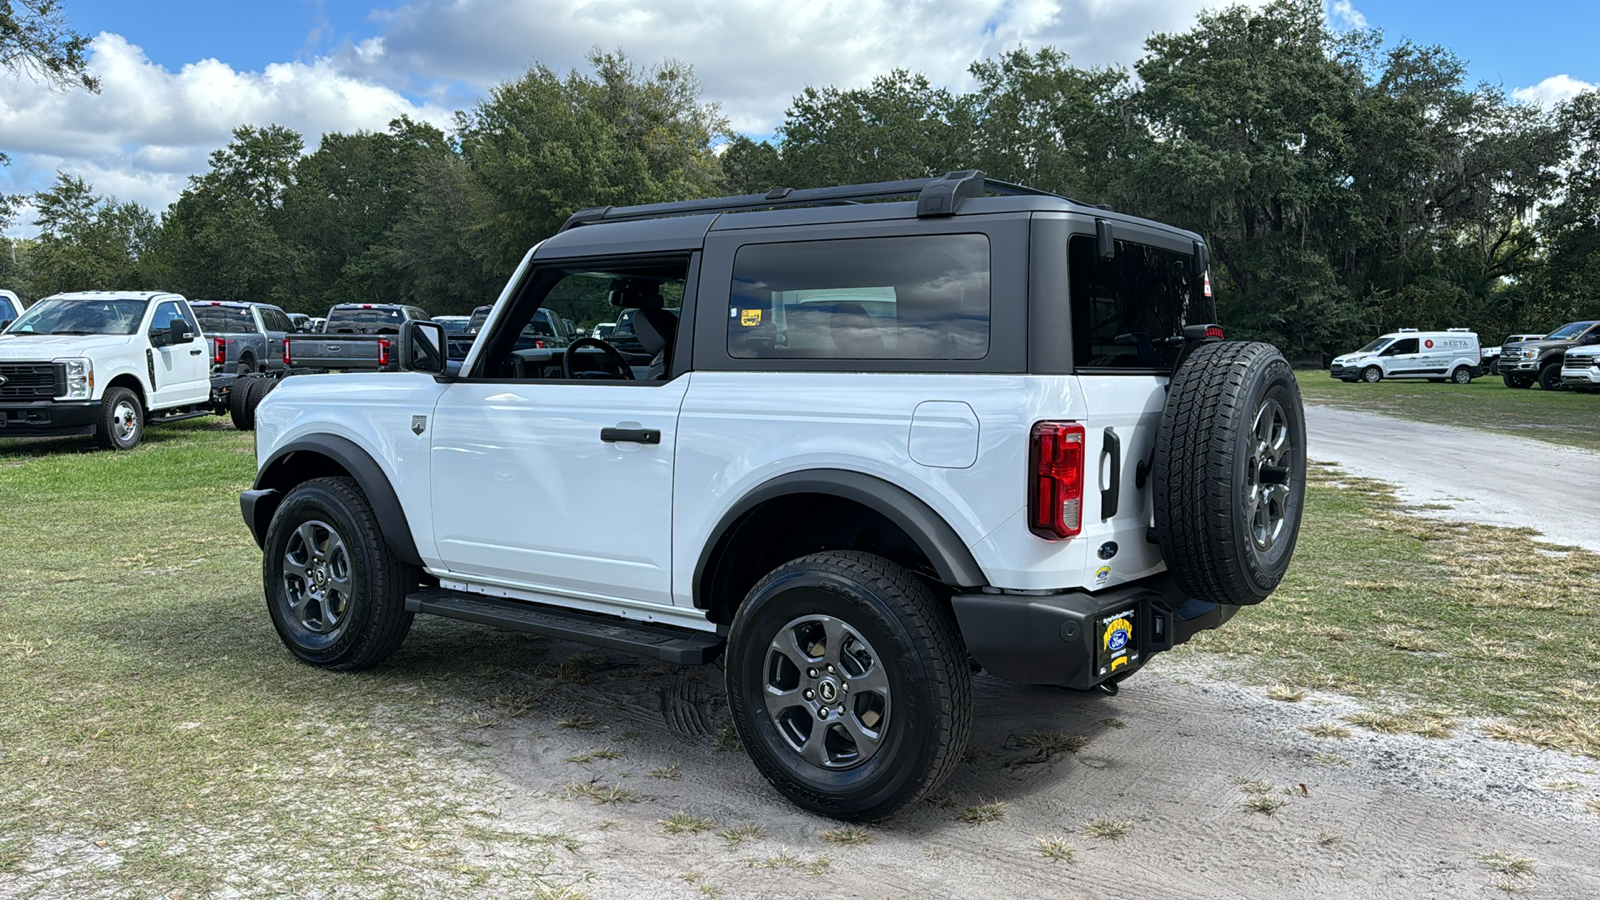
[191,301,295,375]
[282,304,432,371]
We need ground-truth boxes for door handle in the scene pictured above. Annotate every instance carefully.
[1100,427,1121,520]
[189,349,203,356]
[601,427,660,445]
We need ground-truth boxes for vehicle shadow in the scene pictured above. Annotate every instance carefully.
[0,417,233,460]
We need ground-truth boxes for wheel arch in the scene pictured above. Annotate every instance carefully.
[248,434,423,566]
[693,469,988,625]
[103,373,147,408]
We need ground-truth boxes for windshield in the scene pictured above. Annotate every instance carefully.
[326,306,406,334]
[1546,321,1598,340]
[467,306,491,333]
[192,305,254,333]
[1356,338,1388,354]
[6,297,149,335]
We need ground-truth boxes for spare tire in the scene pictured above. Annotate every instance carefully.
[228,377,257,431]
[1153,341,1306,606]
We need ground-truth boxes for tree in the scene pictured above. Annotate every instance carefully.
[25,173,154,295]
[1539,91,1600,322]
[0,0,97,91]
[152,125,305,305]
[457,50,729,276]
[283,117,461,310]
[2,1,99,223]
[773,70,974,188]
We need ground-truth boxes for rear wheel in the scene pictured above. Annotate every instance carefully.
[237,355,255,375]
[725,551,970,821]
[94,387,144,450]
[1362,365,1382,383]
[1450,366,1473,384]
[1153,341,1307,606]
[263,476,415,669]
[228,377,256,430]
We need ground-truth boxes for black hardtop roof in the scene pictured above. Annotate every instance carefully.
[541,169,1204,256]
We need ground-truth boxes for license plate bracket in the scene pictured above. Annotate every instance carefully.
[1095,607,1140,679]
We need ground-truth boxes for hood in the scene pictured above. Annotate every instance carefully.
[1507,337,1583,352]
[0,333,136,359]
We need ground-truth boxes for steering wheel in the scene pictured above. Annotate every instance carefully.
[562,337,635,380]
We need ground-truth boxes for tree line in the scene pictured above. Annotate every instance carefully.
[3,0,1597,358]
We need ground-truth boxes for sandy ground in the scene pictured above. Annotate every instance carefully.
[424,404,1600,899]
[1303,405,1600,552]
[454,641,1600,900]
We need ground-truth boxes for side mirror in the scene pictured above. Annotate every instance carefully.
[170,320,195,344]
[399,320,447,374]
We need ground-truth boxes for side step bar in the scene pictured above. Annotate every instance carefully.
[404,587,724,665]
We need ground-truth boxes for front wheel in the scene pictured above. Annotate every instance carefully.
[94,387,144,450]
[1503,373,1532,389]
[725,551,971,821]
[1538,365,1565,391]
[1361,366,1382,383]
[263,477,416,669]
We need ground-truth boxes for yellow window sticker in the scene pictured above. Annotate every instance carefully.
[740,308,762,327]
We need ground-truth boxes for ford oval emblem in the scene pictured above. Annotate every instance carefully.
[1098,541,1118,560]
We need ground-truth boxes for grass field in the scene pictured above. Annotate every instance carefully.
[1295,370,1600,453]
[2,418,1596,895]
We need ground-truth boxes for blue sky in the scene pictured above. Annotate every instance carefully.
[3,0,1595,234]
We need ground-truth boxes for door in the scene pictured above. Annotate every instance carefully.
[428,256,695,609]
[1067,233,1215,586]
[146,300,209,408]
[258,307,292,371]
[430,379,689,605]
[1380,337,1421,375]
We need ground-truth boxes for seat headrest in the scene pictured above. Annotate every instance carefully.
[634,307,679,356]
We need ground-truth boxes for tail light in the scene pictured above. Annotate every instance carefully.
[282,338,291,367]
[213,337,225,367]
[1029,422,1085,540]
[534,339,546,349]
[1205,325,1225,339]
[378,338,391,368]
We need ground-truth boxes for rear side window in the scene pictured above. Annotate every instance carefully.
[728,235,990,360]
[1069,235,1211,370]
[260,308,295,333]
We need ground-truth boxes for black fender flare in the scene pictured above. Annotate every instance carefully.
[693,468,988,608]
[245,434,424,566]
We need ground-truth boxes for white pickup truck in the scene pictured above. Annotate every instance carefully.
[0,291,223,449]
[242,172,1307,820]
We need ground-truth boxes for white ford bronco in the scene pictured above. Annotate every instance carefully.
[242,172,1306,820]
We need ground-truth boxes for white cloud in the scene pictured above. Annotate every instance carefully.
[0,33,453,235]
[1327,1,1366,30]
[1512,74,1598,107]
[348,0,1248,134]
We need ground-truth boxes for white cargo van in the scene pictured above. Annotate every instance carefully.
[1329,328,1481,384]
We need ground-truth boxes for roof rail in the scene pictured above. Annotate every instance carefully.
[558,170,1068,232]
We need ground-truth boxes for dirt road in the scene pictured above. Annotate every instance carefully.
[443,626,1600,900]
[1304,405,1600,552]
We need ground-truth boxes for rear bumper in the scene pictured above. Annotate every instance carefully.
[0,400,101,437]
[951,572,1236,689]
